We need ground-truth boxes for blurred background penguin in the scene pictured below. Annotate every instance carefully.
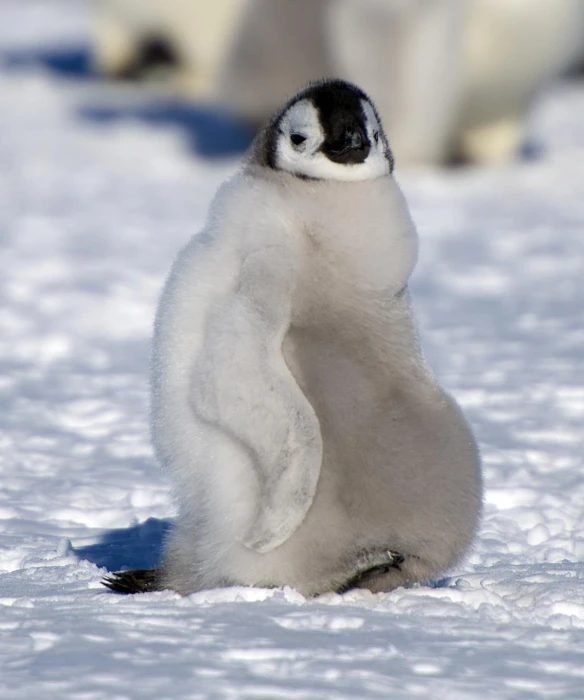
[456,0,584,164]
[93,0,244,95]
[94,0,584,166]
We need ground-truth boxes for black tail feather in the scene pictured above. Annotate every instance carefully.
[102,568,160,594]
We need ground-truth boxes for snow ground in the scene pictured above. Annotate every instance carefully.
[1,2,583,698]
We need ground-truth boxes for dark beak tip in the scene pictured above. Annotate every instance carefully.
[322,125,371,164]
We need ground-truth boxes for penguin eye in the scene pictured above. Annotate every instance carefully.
[373,131,379,144]
[290,133,307,147]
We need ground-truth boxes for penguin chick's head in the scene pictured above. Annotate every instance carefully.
[259,80,394,181]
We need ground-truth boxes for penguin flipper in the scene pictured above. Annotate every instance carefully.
[191,247,323,554]
[101,568,160,594]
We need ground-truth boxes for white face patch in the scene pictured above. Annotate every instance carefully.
[274,98,391,181]
[361,100,382,151]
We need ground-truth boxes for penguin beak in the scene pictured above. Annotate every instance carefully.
[324,125,370,164]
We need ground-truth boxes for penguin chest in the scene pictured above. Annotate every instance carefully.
[282,321,390,453]
[280,317,472,526]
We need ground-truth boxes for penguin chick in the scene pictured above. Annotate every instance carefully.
[103,80,482,597]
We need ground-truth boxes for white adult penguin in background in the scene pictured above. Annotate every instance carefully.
[217,0,468,167]
[104,80,482,597]
[456,0,584,163]
[325,0,469,166]
[218,0,584,166]
[328,0,584,164]
[93,0,245,95]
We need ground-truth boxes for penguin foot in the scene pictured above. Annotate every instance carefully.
[337,550,405,594]
[102,568,160,594]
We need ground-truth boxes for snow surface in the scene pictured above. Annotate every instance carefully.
[1,2,584,698]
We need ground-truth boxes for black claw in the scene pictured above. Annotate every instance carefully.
[101,568,160,594]
[337,550,406,594]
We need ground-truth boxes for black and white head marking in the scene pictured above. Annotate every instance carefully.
[261,80,394,181]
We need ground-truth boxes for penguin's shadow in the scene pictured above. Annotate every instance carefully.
[75,517,172,572]
[75,517,461,591]
[1,44,93,79]
[77,101,254,158]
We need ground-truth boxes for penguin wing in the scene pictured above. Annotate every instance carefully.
[191,246,323,553]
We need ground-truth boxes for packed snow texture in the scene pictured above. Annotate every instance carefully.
[1,2,583,698]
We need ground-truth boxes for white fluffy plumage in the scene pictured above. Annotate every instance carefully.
[106,80,482,597]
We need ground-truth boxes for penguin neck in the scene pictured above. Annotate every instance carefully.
[244,164,425,377]
[283,171,418,297]
[281,174,428,385]
[285,172,419,325]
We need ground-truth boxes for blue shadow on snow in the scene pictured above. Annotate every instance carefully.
[74,517,172,572]
[1,44,93,79]
[78,101,254,158]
